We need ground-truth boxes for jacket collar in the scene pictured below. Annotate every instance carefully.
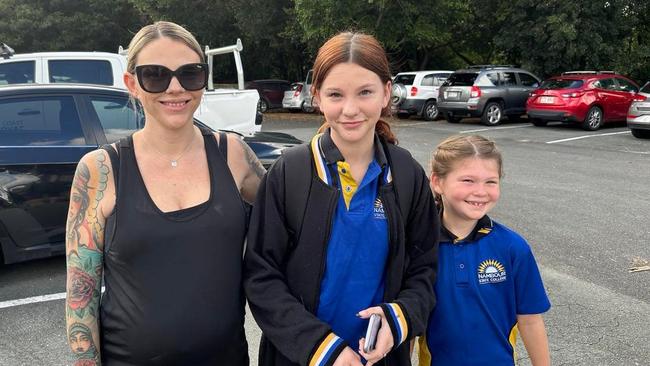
[310,129,391,185]
[440,214,493,244]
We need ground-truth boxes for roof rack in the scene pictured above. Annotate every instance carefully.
[468,64,516,69]
[1,43,15,59]
[562,70,618,75]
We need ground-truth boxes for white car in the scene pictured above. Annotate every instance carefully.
[0,41,261,135]
[627,81,650,139]
[391,70,453,120]
[282,70,315,113]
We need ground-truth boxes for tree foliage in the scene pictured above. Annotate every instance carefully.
[1,0,649,83]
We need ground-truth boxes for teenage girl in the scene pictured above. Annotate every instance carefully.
[245,32,440,366]
[419,134,550,366]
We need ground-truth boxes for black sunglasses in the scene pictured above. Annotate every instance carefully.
[134,63,209,93]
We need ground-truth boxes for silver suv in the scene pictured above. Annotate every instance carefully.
[437,65,541,126]
[391,70,452,120]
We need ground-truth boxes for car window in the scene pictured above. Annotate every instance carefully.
[290,83,302,91]
[0,61,35,84]
[0,95,85,146]
[48,60,113,85]
[593,78,616,90]
[89,96,144,143]
[518,73,539,87]
[475,72,498,86]
[421,75,435,86]
[394,74,416,85]
[540,79,584,89]
[444,73,478,86]
[616,78,638,93]
[500,72,517,86]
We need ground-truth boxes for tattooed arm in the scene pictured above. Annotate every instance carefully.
[225,133,266,204]
[65,150,113,366]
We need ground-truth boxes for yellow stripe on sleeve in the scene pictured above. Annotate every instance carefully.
[308,333,336,366]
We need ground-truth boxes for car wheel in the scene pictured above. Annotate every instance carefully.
[631,128,650,139]
[530,118,548,127]
[258,99,269,113]
[582,106,603,131]
[301,101,315,113]
[445,114,461,123]
[423,100,439,121]
[397,112,410,119]
[481,102,503,126]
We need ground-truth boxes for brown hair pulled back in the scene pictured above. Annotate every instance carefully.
[312,32,397,144]
[430,135,503,206]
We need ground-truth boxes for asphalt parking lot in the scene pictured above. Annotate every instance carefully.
[1,113,649,365]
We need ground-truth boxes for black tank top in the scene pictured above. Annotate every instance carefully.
[100,129,249,365]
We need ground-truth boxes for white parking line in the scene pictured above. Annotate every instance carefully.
[461,125,533,133]
[0,292,66,309]
[0,287,105,309]
[546,131,630,144]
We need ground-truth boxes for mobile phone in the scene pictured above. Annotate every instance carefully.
[363,314,381,353]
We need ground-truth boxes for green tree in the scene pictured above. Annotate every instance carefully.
[0,0,144,53]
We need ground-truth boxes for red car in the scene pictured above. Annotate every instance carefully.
[527,71,639,130]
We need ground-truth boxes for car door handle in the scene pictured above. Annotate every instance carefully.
[18,109,40,116]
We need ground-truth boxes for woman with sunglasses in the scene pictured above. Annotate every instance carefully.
[245,32,439,366]
[64,21,263,365]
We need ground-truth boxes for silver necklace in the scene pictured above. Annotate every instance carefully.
[145,132,196,168]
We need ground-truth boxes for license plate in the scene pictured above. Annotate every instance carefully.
[446,91,460,99]
[538,96,554,104]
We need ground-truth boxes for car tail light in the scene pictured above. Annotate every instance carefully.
[470,86,481,98]
[633,94,647,102]
[561,91,584,98]
[293,84,303,97]
[628,114,638,119]
[410,86,418,96]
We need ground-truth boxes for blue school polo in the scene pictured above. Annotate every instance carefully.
[421,215,550,366]
[315,131,391,348]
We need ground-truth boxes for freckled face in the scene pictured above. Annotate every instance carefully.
[431,157,501,228]
[314,62,390,148]
[124,37,203,131]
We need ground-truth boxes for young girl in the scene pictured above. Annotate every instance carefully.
[245,32,440,366]
[419,134,550,366]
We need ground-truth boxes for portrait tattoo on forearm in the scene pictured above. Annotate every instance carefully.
[68,323,99,366]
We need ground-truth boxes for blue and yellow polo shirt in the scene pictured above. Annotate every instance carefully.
[419,215,550,366]
[308,130,407,365]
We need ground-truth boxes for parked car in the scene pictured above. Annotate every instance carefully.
[627,81,650,139]
[282,82,307,113]
[245,79,291,112]
[0,84,302,264]
[437,65,541,126]
[283,70,316,113]
[391,70,453,120]
[527,71,639,131]
[0,40,263,135]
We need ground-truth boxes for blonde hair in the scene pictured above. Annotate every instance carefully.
[126,21,203,73]
[430,135,503,205]
[313,31,397,144]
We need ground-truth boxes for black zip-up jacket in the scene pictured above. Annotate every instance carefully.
[244,132,440,366]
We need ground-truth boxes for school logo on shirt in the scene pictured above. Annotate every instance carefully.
[373,198,386,220]
[477,259,507,284]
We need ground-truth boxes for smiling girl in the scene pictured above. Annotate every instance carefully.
[419,134,551,366]
[245,32,440,366]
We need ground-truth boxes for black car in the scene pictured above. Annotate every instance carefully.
[0,84,302,264]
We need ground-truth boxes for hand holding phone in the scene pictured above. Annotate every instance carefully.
[363,313,381,353]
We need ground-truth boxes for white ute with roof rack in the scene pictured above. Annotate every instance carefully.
[0,40,261,135]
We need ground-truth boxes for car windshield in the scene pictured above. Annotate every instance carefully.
[443,73,478,86]
[640,83,650,94]
[290,83,302,91]
[540,79,584,89]
[393,74,415,85]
